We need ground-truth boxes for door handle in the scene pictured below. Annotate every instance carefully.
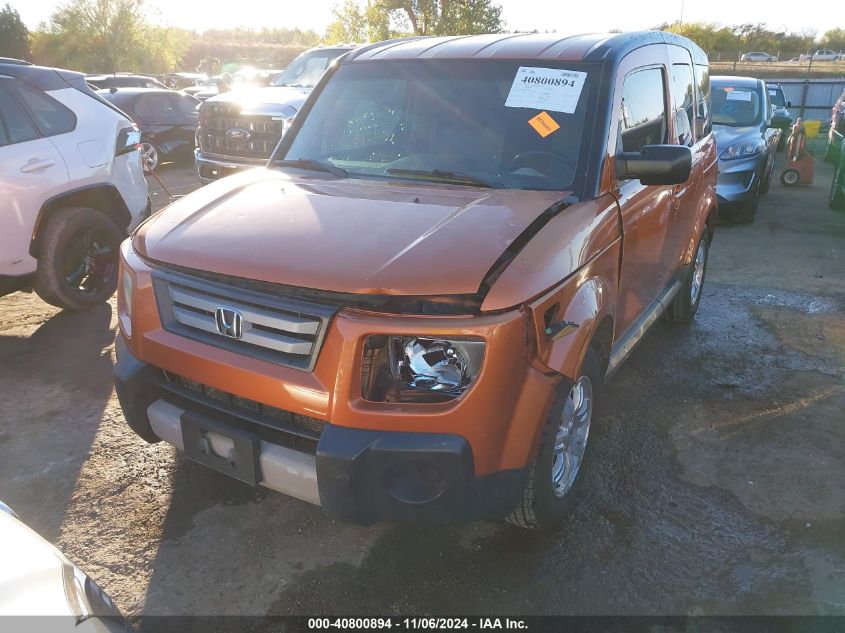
[20,159,55,173]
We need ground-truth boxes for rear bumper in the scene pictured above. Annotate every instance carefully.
[194,149,266,182]
[114,339,527,524]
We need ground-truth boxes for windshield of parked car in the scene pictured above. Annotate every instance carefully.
[767,88,785,107]
[272,50,345,88]
[277,60,594,191]
[711,83,763,127]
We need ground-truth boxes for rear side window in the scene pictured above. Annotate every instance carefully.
[0,84,39,146]
[10,80,76,137]
[671,64,695,147]
[619,67,667,153]
[694,64,711,137]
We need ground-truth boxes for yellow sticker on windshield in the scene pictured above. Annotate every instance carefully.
[528,111,560,138]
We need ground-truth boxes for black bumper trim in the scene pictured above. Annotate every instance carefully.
[317,424,527,525]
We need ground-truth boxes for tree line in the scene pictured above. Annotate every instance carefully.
[1,0,843,75]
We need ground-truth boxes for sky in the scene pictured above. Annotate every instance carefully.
[12,0,830,37]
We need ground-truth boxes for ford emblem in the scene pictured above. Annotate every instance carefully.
[226,128,251,141]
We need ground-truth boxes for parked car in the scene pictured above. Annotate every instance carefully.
[86,73,170,90]
[115,32,717,531]
[0,501,129,630]
[160,72,207,91]
[99,88,200,171]
[767,83,792,150]
[824,88,845,162]
[741,51,776,62]
[810,50,843,62]
[194,45,357,181]
[0,59,149,310]
[186,75,229,101]
[711,76,782,222]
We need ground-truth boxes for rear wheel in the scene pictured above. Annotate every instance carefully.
[34,207,123,311]
[507,348,601,531]
[667,230,710,324]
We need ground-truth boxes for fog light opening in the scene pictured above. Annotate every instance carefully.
[385,461,446,505]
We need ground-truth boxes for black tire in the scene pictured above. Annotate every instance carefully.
[666,230,710,324]
[735,181,760,223]
[830,166,845,210]
[507,347,602,531]
[34,207,123,311]
[780,169,800,186]
[759,159,773,195]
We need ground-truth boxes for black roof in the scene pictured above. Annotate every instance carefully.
[0,61,86,90]
[97,87,180,101]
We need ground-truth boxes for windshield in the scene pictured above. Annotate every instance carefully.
[272,49,346,88]
[712,83,763,127]
[768,88,785,107]
[277,60,594,191]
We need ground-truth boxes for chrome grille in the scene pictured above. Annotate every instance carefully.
[153,270,335,371]
[199,110,284,159]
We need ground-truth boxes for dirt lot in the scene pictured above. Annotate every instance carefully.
[1,156,843,623]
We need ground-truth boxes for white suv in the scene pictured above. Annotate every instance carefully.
[0,58,150,310]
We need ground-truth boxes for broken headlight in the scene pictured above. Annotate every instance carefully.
[361,336,485,403]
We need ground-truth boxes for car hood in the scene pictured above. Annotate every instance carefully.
[201,86,311,117]
[0,510,77,616]
[134,169,575,298]
[713,124,764,150]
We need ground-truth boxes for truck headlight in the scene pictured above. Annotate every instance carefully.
[720,141,764,160]
[361,336,485,403]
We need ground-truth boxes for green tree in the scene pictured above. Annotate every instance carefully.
[31,0,192,73]
[0,3,31,60]
[820,28,845,53]
[383,0,503,35]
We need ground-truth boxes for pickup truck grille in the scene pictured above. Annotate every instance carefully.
[152,270,335,371]
[199,109,284,160]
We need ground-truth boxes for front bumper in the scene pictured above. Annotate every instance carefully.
[114,339,527,524]
[716,154,765,205]
[194,149,267,182]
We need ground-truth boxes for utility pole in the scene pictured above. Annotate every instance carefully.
[679,0,685,25]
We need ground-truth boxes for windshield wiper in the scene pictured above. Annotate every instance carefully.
[275,159,348,178]
[385,168,499,188]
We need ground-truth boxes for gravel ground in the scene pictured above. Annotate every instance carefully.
[0,155,843,624]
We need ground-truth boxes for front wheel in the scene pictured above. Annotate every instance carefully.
[34,207,123,311]
[507,348,602,531]
[666,230,710,324]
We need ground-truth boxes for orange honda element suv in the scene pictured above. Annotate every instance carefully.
[115,32,717,530]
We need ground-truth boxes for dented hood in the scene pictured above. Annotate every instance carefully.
[135,169,572,297]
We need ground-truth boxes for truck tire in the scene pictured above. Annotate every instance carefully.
[507,347,602,531]
[666,230,710,324]
[34,207,123,311]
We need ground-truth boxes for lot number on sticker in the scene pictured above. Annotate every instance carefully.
[505,67,587,114]
[726,90,754,102]
[528,111,560,137]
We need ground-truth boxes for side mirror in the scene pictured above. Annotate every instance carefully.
[786,100,792,108]
[617,145,692,185]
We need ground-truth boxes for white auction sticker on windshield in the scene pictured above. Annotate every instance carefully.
[726,90,754,101]
[505,67,587,114]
